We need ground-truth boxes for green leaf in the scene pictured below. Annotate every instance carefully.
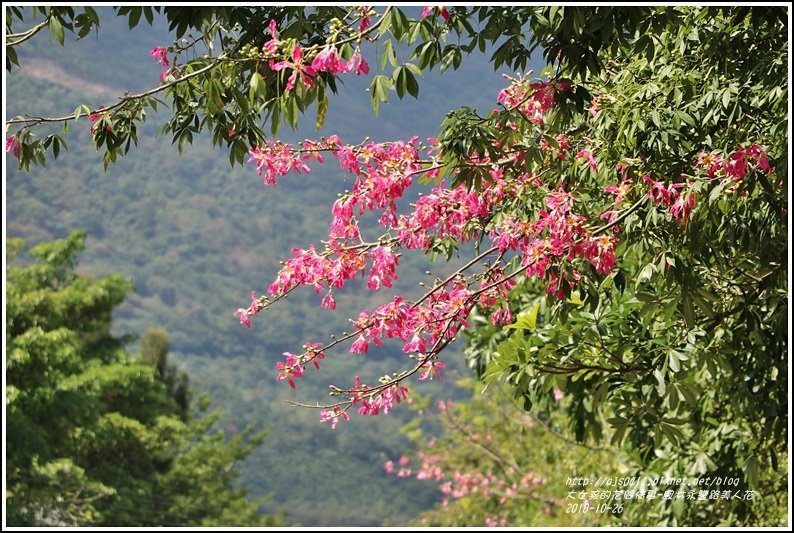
[50,17,65,45]
[653,368,666,396]
[128,7,142,29]
[637,263,655,286]
[248,71,265,103]
[682,294,696,329]
[315,87,328,130]
[381,39,397,70]
[405,70,419,98]
[506,302,540,331]
[743,455,759,488]
[378,9,393,38]
[708,180,728,205]
[393,67,407,98]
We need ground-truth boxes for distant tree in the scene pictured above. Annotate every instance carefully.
[5,231,282,526]
[139,327,189,414]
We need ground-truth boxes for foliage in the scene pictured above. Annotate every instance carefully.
[386,381,623,527]
[5,232,281,526]
[5,5,789,526]
[454,7,788,526]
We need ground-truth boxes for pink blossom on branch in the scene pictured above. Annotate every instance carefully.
[347,47,369,75]
[158,68,174,84]
[271,45,318,92]
[247,140,315,186]
[311,45,347,75]
[88,105,105,122]
[276,352,305,389]
[576,148,598,172]
[232,75,749,428]
[418,360,446,381]
[6,135,21,158]
[422,6,450,20]
[604,178,632,204]
[149,46,169,67]
[319,406,350,429]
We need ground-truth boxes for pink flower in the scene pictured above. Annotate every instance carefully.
[276,352,305,388]
[320,407,350,429]
[350,334,369,354]
[347,47,369,75]
[6,135,21,158]
[418,360,446,381]
[490,307,513,325]
[695,151,725,178]
[262,20,280,55]
[359,16,371,31]
[604,178,631,204]
[159,68,174,84]
[303,342,327,369]
[320,291,336,310]
[384,460,395,473]
[422,6,450,20]
[746,143,771,174]
[271,45,318,92]
[669,188,696,220]
[149,46,169,67]
[402,333,427,354]
[88,105,105,122]
[576,148,598,172]
[724,150,748,180]
[643,175,674,206]
[312,46,347,75]
[234,308,251,328]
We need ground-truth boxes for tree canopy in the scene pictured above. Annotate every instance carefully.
[5,5,789,526]
[6,231,281,526]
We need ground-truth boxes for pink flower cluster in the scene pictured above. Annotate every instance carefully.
[263,20,369,92]
[347,287,469,358]
[539,134,570,160]
[421,6,450,20]
[489,188,618,294]
[640,144,772,223]
[319,406,350,429]
[696,143,771,179]
[149,46,173,83]
[236,74,632,425]
[390,450,547,508]
[643,176,695,220]
[319,377,410,428]
[247,140,318,186]
[497,75,571,125]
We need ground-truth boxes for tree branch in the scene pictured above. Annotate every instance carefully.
[6,18,52,47]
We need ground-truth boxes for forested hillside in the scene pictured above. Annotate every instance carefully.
[5,8,529,525]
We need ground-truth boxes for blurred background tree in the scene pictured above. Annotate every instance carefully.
[6,231,282,526]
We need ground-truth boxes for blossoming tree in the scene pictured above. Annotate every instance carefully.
[6,6,788,525]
